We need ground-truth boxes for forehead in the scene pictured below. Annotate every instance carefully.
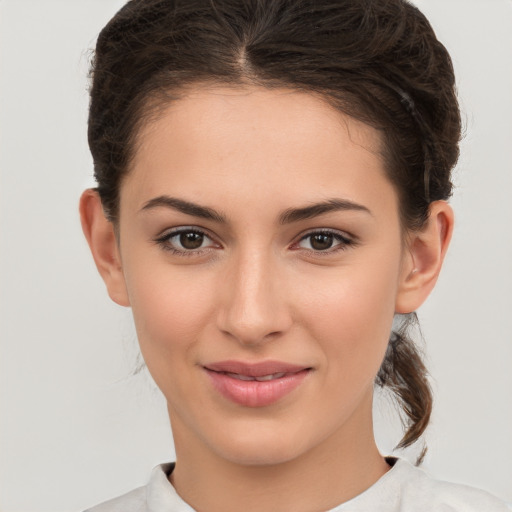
[135,85,383,162]
[123,85,395,218]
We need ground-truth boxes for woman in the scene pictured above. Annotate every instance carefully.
[79,0,509,510]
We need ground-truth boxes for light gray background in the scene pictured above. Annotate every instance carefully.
[1,1,511,510]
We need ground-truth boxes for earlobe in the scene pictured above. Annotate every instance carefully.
[395,201,454,314]
[79,189,130,307]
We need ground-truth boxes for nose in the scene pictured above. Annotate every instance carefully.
[216,250,292,346]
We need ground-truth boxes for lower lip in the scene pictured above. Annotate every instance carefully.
[205,369,311,407]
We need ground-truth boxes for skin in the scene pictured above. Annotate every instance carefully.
[81,85,453,512]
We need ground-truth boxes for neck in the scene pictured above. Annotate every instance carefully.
[168,394,390,512]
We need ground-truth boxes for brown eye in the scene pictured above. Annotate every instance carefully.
[180,231,204,249]
[310,233,334,250]
[156,228,217,254]
[296,230,353,253]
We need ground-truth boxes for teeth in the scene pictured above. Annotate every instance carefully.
[255,372,286,381]
[226,372,255,381]
[225,372,287,381]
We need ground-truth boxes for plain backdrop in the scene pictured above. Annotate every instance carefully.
[1,1,511,510]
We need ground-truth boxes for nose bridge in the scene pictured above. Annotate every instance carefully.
[217,246,290,344]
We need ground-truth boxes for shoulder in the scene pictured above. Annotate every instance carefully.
[83,463,189,512]
[83,485,146,512]
[392,459,511,512]
[341,458,510,512]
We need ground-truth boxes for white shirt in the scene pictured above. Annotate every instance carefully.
[85,458,511,512]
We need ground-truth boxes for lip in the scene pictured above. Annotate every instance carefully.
[203,360,312,407]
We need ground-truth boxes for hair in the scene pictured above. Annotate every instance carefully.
[88,0,461,458]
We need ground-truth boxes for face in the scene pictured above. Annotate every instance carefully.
[116,86,410,466]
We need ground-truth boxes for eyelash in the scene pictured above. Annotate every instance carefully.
[292,229,356,256]
[154,227,356,257]
[154,227,218,256]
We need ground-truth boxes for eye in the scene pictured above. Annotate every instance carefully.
[155,227,218,254]
[295,230,354,253]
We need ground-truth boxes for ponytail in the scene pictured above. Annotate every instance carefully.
[376,313,432,463]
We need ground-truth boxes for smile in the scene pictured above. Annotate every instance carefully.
[224,371,287,381]
[203,360,312,408]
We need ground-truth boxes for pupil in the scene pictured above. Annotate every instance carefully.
[180,232,203,249]
[311,233,333,250]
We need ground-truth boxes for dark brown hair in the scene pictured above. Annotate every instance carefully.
[88,0,461,457]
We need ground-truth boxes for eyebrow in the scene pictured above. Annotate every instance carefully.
[141,196,227,223]
[278,198,372,224]
[140,195,371,224]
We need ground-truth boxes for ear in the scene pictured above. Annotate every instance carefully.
[79,189,130,307]
[395,201,454,314]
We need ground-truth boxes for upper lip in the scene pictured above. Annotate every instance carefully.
[204,360,310,377]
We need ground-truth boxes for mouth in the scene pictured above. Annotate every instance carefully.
[220,371,290,382]
[203,360,312,407]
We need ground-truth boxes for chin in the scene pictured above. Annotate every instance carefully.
[214,440,304,467]
[204,417,316,467]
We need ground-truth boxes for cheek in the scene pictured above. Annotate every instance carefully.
[296,253,400,380]
[124,262,217,379]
